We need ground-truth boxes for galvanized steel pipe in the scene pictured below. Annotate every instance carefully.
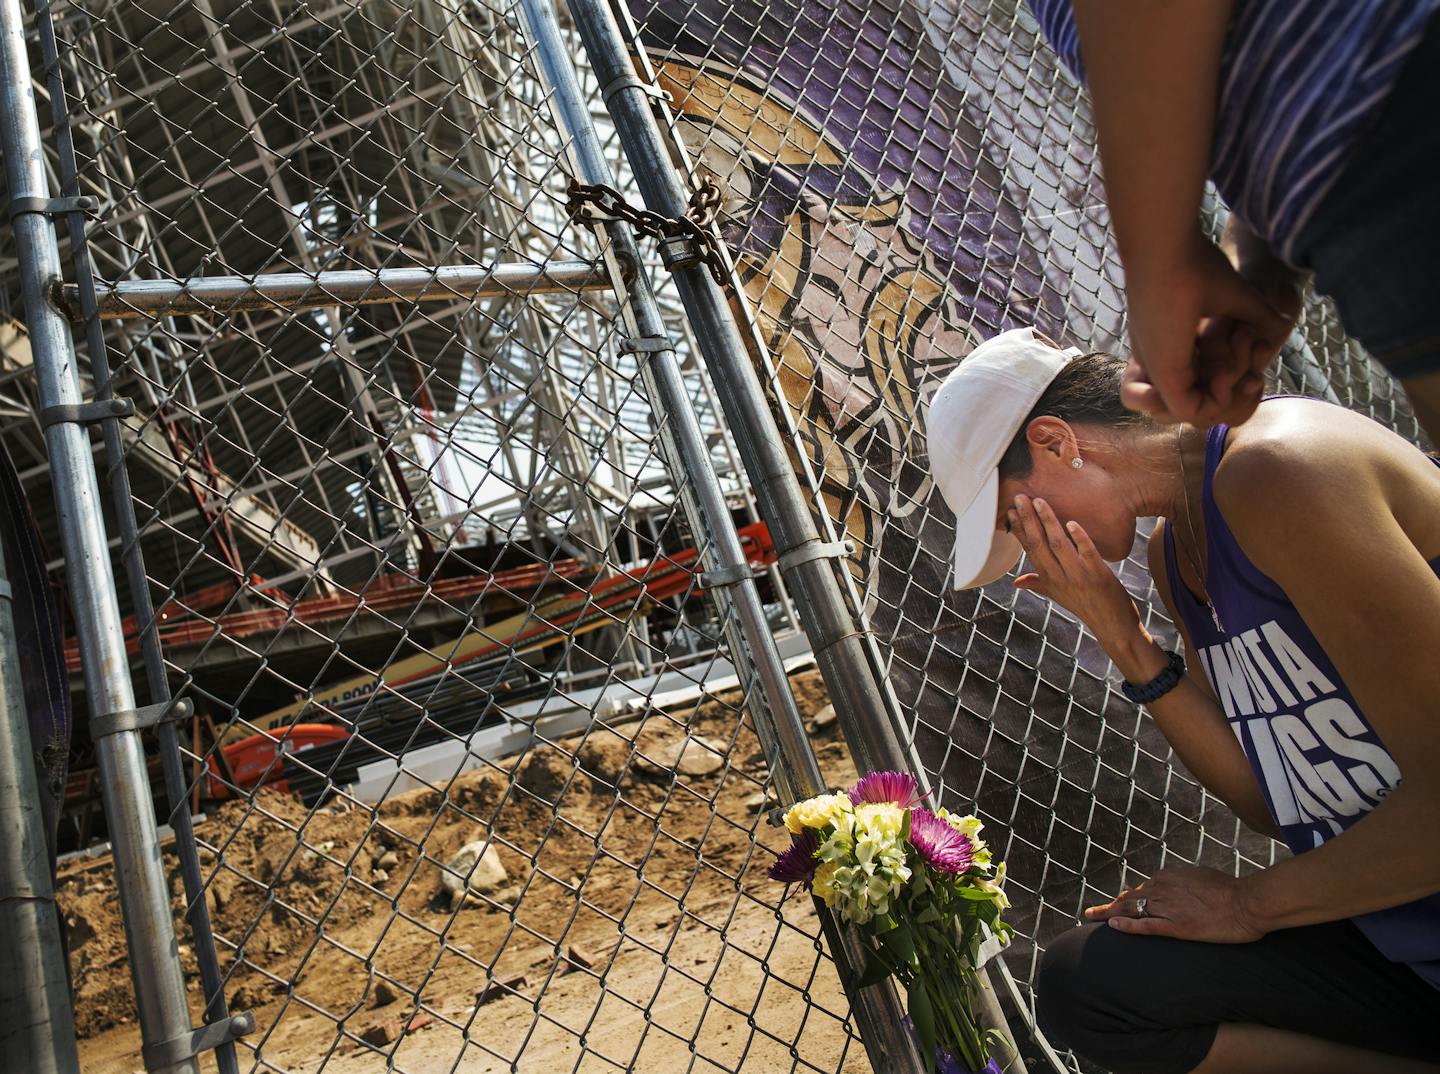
[58,260,609,321]
[0,1,199,1069]
[0,539,80,1073]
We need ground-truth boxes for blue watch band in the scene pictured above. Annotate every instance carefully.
[1120,648,1186,704]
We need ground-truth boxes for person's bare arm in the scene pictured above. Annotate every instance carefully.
[1218,440,1440,929]
[1103,433,1440,941]
[1220,215,1307,318]
[1071,0,1230,282]
[1140,520,1277,836]
[1070,2,1293,425]
[1006,498,1275,835]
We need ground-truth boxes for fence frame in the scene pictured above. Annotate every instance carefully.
[0,1,204,1070]
[3,0,934,1066]
[526,0,946,1069]
[0,497,79,1074]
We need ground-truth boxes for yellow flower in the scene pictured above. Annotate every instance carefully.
[812,861,839,906]
[852,801,905,840]
[945,812,984,842]
[784,792,853,834]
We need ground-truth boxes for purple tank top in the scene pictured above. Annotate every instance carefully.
[1163,416,1440,988]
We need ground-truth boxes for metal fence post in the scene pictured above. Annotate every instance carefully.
[0,4,198,1071]
[0,532,79,1074]
[520,0,819,809]
[563,0,927,788]
[552,2,934,1069]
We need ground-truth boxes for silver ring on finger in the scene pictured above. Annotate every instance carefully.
[1135,897,1149,918]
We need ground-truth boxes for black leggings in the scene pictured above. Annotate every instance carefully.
[1036,921,1440,1074]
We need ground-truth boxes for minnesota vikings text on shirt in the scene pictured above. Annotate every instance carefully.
[1194,619,1402,846]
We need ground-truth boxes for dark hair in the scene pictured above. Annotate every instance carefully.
[997,352,1147,479]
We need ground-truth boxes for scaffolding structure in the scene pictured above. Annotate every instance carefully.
[1,0,930,1070]
[0,1,1426,1073]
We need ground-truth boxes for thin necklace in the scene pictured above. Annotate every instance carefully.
[1176,426,1223,633]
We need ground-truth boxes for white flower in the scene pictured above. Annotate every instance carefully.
[819,800,911,923]
[974,861,1009,910]
[784,792,854,834]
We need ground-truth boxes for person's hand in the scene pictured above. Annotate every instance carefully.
[1007,495,1141,649]
[1120,231,1296,427]
[1084,867,1267,943]
[1221,215,1307,327]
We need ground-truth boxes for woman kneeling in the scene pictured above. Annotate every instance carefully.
[925,328,1440,1073]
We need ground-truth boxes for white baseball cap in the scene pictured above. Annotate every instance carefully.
[925,327,1079,590]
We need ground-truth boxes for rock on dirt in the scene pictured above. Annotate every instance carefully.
[373,980,400,1008]
[476,972,527,1007]
[516,747,592,803]
[440,840,508,903]
[810,703,837,731]
[560,942,600,975]
[744,789,775,811]
[638,734,726,777]
[360,1022,395,1048]
[576,733,631,791]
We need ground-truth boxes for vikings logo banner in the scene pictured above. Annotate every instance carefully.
[623,0,1269,942]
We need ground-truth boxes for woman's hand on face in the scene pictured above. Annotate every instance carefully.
[1007,495,1142,649]
[1084,867,1267,944]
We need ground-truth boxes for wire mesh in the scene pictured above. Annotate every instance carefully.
[3,0,1425,1070]
[619,0,1430,1066]
[0,1,878,1070]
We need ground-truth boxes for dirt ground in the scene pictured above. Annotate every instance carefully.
[65,669,874,1074]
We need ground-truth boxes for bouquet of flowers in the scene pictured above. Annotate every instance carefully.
[769,771,1011,1074]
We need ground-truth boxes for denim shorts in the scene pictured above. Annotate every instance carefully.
[1290,11,1440,381]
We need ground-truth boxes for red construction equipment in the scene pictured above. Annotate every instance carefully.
[93,523,779,804]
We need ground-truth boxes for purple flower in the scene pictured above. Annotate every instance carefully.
[907,809,974,875]
[768,829,820,886]
[849,770,921,808]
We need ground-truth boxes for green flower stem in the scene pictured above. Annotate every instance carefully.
[944,977,986,1070]
[919,924,983,1061]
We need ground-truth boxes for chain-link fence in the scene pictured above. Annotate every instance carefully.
[620,0,1429,1061]
[1,0,1425,1071]
[0,0,909,1069]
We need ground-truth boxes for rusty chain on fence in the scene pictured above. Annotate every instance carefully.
[566,178,731,286]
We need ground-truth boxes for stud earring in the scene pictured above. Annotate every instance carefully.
[1070,457,1083,470]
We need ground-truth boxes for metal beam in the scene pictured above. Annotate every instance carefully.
[57,260,609,321]
[0,1,198,1066]
[124,419,330,579]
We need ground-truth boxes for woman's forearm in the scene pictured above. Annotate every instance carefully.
[1104,629,1277,836]
[1071,0,1235,272]
[1240,782,1440,931]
